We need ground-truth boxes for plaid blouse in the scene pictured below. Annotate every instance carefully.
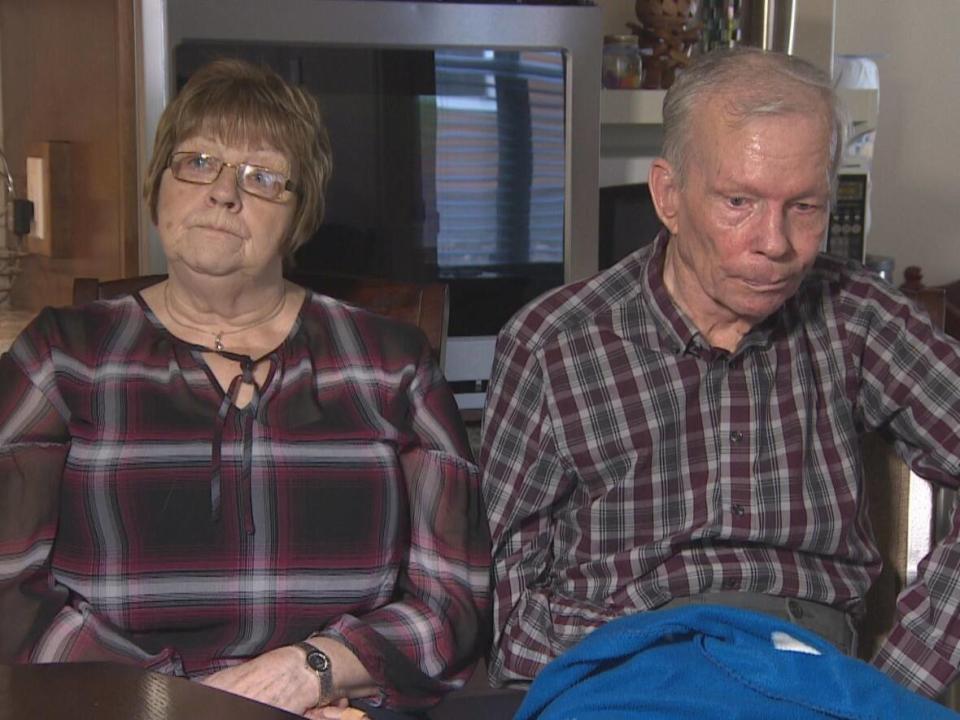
[481,232,960,698]
[0,291,490,710]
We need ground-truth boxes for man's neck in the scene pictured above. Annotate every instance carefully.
[661,242,754,353]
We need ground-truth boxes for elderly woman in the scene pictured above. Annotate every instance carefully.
[0,59,489,719]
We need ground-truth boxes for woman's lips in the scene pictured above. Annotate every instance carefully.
[195,223,244,239]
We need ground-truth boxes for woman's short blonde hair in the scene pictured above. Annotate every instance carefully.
[143,58,333,258]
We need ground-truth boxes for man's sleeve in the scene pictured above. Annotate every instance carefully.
[479,330,620,685]
[851,281,960,697]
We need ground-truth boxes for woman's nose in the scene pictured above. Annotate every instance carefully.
[206,166,242,209]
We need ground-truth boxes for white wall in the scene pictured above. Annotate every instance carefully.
[835,1,960,287]
[597,0,634,37]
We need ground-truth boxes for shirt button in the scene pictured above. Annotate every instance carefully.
[722,578,738,589]
[730,430,744,443]
[732,503,745,516]
[788,599,804,619]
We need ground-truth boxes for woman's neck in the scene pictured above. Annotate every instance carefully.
[165,264,286,328]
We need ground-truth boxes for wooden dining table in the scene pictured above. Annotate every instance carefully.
[0,662,300,720]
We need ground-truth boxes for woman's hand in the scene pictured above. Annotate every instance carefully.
[201,645,318,715]
[304,698,371,719]
[200,637,378,715]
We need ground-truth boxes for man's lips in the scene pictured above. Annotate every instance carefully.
[742,277,792,291]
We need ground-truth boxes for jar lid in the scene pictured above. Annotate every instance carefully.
[604,34,639,46]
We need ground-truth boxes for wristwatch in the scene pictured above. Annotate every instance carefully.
[294,641,333,706]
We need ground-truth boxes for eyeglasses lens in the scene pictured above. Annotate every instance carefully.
[239,165,286,200]
[170,153,289,201]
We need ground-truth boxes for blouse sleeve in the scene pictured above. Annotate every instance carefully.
[319,342,491,710]
[0,339,71,660]
[1,311,194,673]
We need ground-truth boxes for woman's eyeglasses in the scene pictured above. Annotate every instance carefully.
[169,152,297,202]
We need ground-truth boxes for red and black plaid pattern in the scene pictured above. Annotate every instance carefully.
[0,291,490,710]
[481,232,960,698]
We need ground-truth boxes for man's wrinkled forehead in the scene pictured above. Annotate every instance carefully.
[693,89,832,152]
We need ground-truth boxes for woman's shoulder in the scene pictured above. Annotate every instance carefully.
[10,296,151,366]
[299,289,432,365]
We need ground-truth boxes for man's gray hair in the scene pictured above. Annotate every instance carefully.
[661,47,846,189]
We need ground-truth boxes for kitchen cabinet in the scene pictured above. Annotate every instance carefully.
[0,0,138,311]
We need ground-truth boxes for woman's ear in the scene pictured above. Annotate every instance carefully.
[648,158,680,236]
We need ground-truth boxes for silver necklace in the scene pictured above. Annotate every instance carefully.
[164,283,287,352]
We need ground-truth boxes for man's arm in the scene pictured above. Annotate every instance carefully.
[849,278,960,696]
[480,331,620,684]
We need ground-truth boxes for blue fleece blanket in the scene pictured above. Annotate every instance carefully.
[515,605,958,719]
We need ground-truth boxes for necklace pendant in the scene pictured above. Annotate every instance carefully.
[215,334,224,352]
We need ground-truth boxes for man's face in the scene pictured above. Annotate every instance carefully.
[653,99,833,335]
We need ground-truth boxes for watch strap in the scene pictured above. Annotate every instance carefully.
[294,640,333,706]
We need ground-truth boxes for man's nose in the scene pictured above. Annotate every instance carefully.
[757,205,790,257]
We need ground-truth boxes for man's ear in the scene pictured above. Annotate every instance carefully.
[648,158,680,235]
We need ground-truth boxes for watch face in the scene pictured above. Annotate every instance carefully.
[306,649,331,673]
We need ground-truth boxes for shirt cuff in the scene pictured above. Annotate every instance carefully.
[871,623,958,698]
[318,616,390,707]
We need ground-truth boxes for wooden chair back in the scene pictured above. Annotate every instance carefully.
[73,274,449,365]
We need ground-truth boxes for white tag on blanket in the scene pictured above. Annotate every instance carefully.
[770,630,822,655]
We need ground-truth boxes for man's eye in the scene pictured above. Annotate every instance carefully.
[794,202,821,212]
[728,196,747,208]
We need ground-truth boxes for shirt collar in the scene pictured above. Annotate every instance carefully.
[642,230,781,359]
[643,230,701,356]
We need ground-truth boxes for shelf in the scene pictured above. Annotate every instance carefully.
[600,89,667,125]
[598,86,879,189]
[601,87,878,128]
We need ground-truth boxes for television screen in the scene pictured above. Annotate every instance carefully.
[598,182,663,270]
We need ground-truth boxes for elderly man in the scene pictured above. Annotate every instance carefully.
[480,47,960,700]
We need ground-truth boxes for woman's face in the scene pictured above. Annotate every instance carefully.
[155,135,297,281]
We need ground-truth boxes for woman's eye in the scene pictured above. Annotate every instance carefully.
[250,169,278,188]
[188,154,212,169]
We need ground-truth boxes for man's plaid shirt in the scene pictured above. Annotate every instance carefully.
[481,233,960,697]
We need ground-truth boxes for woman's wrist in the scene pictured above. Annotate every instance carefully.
[295,637,378,706]
[294,641,334,705]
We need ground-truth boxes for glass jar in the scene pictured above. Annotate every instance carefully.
[602,35,642,90]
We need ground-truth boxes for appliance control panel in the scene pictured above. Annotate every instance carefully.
[826,173,868,262]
